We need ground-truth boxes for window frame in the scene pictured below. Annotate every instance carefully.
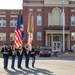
[0,20,6,27]
[37,32,42,41]
[10,19,17,27]
[0,33,6,41]
[71,16,75,26]
[71,32,75,41]
[37,15,42,26]
[10,33,15,41]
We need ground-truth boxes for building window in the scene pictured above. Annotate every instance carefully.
[37,9,41,12]
[37,15,42,26]
[71,16,75,26]
[10,33,15,41]
[0,33,6,41]
[29,8,33,11]
[10,19,17,27]
[0,11,6,14]
[0,20,6,27]
[37,32,42,40]
[0,23,1,26]
[3,20,6,26]
[10,10,18,14]
[48,8,63,26]
[71,32,75,40]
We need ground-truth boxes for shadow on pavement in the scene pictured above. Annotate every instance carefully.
[5,67,53,75]
[35,55,75,61]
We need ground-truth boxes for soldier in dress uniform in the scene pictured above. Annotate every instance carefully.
[31,45,36,68]
[23,42,27,67]
[1,43,9,69]
[25,44,31,68]
[17,46,23,69]
[9,43,17,69]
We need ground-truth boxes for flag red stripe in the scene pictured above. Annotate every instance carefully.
[14,29,22,49]
[15,30,21,45]
[16,30,22,44]
[17,29,22,44]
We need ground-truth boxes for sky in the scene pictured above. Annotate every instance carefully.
[0,0,23,9]
[0,0,75,9]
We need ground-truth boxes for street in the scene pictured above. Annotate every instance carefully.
[0,56,75,75]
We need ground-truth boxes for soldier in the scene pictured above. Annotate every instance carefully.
[23,42,27,67]
[9,43,17,69]
[25,44,31,68]
[17,46,23,69]
[1,43,9,69]
[31,45,36,68]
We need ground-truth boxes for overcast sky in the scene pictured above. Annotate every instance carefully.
[0,0,23,9]
[0,0,75,9]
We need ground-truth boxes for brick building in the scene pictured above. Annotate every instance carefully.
[0,10,22,48]
[0,0,75,52]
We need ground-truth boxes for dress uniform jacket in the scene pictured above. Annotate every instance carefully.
[30,48,36,57]
[17,49,23,56]
[1,47,9,57]
[9,46,17,56]
[23,46,31,56]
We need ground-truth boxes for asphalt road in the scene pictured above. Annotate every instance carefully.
[0,56,75,75]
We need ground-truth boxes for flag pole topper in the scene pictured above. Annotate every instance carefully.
[18,10,22,15]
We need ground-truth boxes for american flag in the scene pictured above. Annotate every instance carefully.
[14,14,24,49]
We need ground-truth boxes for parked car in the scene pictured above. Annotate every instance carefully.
[39,46,51,57]
[68,49,73,52]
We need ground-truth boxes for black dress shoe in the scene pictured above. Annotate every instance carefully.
[32,66,35,68]
[26,67,29,68]
[11,67,15,69]
[18,67,22,69]
[4,67,8,70]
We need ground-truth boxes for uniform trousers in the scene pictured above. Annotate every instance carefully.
[25,54,30,67]
[11,55,16,68]
[4,56,9,68]
[32,55,35,67]
[18,55,22,68]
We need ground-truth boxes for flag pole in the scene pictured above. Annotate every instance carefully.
[62,0,65,51]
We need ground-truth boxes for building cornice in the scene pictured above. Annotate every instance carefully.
[45,30,70,35]
[0,15,6,17]
[23,0,75,8]
[10,15,18,18]
[69,4,75,7]
[23,3,44,7]
[44,4,69,7]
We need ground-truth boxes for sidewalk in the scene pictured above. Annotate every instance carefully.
[57,52,75,57]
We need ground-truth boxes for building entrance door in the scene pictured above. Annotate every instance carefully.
[53,42,61,51]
